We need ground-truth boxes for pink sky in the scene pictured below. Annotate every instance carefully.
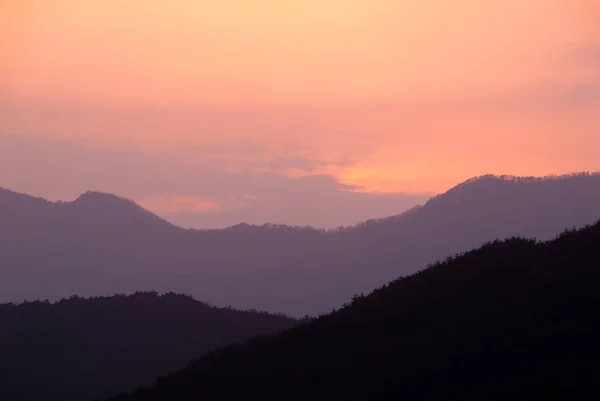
[1,0,599,228]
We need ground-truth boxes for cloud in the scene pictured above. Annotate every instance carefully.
[572,43,600,63]
[159,175,428,229]
[138,196,222,213]
[1,0,598,229]
[266,157,317,172]
[1,68,598,197]
[0,133,430,228]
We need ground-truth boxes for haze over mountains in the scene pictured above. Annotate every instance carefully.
[1,172,599,316]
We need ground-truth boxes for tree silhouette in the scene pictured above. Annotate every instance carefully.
[0,292,297,401]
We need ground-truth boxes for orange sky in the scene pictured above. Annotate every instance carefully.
[0,0,599,227]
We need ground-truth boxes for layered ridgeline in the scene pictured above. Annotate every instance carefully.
[106,221,600,401]
[1,173,599,316]
[0,292,297,401]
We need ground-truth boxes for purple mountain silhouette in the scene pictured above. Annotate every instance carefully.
[1,172,599,316]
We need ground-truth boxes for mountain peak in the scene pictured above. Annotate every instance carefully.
[455,172,600,188]
[74,190,136,206]
[69,190,176,230]
[425,172,600,206]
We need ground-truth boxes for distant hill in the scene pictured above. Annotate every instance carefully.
[105,220,600,401]
[1,172,599,316]
[0,292,297,401]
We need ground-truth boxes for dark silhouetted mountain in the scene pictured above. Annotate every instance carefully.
[104,220,600,401]
[1,172,600,316]
[0,291,297,401]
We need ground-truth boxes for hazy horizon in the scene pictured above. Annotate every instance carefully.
[1,0,599,228]
[3,172,600,230]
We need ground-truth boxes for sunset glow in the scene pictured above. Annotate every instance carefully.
[1,0,598,227]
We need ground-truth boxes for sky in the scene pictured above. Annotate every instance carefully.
[0,0,599,228]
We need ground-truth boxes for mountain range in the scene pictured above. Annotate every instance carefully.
[105,219,600,401]
[1,172,599,316]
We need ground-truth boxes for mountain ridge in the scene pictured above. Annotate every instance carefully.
[3,172,598,231]
[0,291,298,401]
[1,172,599,316]
[103,220,600,401]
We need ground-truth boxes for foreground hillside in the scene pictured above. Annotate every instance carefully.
[1,173,599,316]
[0,292,297,401]
[107,221,600,401]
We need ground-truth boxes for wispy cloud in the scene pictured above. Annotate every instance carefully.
[1,0,598,223]
[138,196,222,214]
[0,133,429,228]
